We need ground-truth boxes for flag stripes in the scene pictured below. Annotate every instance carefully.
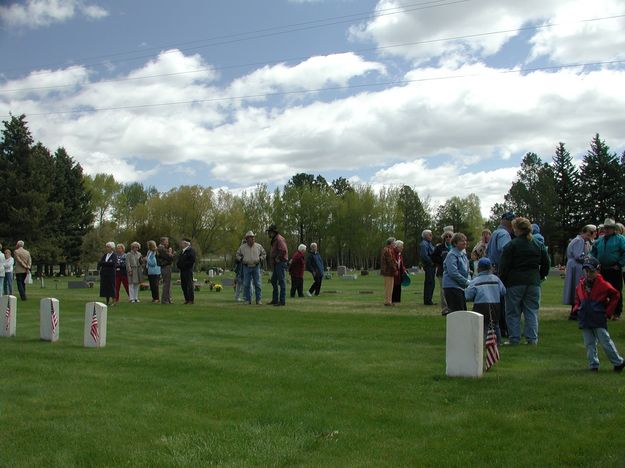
[90,305,99,343]
[485,325,499,371]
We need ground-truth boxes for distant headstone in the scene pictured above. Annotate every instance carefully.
[68,281,89,289]
[342,274,357,281]
[208,270,215,278]
[337,266,347,277]
[0,295,17,337]
[84,302,107,348]
[360,270,369,276]
[221,278,234,287]
[359,290,374,294]
[40,298,60,342]
[446,311,483,378]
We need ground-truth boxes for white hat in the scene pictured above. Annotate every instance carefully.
[245,230,256,237]
[603,218,617,229]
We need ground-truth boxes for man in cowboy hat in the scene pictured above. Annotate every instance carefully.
[591,218,625,319]
[236,231,267,304]
[266,224,289,306]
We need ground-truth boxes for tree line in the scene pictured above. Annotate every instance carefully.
[2,114,623,274]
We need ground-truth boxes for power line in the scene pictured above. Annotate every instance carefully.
[13,59,624,118]
[0,0,467,76]
[2,13,624,94]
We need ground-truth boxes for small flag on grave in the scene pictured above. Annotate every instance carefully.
[485,324,499,371]
[90,305,99,343]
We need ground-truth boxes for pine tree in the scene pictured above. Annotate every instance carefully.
[552,142,580,250]
[578,134,621,224]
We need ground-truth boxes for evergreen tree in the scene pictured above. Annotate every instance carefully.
[578,134,621,224]
[551,142,580,250]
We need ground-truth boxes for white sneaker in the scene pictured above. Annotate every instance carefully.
[306,291,313,297]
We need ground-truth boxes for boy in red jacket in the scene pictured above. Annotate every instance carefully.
[573,257,625,372]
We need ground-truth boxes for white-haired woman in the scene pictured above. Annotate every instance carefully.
[98,242,117,306]
[288,244,307,298]
[126,241,144,303]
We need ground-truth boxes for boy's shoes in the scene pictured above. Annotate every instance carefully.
[306,291,313,297]
[614,361,625,372]
[590,368,599,373]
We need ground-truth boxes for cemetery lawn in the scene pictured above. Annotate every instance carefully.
[1,272,625,467]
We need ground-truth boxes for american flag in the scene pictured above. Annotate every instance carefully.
[50,300,58,337]
[4,305,10,332]
[485,324,500,371]
[90,305,99,343]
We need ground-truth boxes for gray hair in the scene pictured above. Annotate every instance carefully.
[298,244,307,253]
[105,241,115,249]
[116,243,126,251]
[310,242,318,249]
[16,240,24,247]
[131,241,141,249]
[386,237,396,245]
[394,240,404,248]
[160,237,169,243]
[421,229,432,239]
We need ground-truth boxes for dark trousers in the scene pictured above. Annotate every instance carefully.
[290,276,304,297]
[180,269,194,302]
[603,268,623,317]
[392,283,402,303]
[15,272,27,300]
[115,271,129,301]
[443,288,467,313]
[271,261,287,304]
[308,274,322,295]
[148,274,160,300]
[423,265,436,304]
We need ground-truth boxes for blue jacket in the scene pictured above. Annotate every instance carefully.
[591,234,625,269]
[419,239,435,267]
[146,251,161,276]
[443,247,470,289]
[486,225,511,266]
[465,271,506,304]
[306,251,324,275]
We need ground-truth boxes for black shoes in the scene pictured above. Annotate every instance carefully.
[615,361,625,372]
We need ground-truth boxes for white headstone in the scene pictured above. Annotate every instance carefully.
[208,270,215,278]
[84,302,108,348]
[0,295,17,337]
[337,266,347,277]
[40,298,60,342]
[446,310,484,378]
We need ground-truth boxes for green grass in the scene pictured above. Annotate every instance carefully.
[1,272,625,467]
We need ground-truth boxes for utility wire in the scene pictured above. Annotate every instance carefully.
[2,13,624,93]
[14,59,624,118]
[0,0,466,76]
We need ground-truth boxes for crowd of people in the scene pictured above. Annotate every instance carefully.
[0,240,26,300]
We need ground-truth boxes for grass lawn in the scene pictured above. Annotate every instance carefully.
[1,271,625,467]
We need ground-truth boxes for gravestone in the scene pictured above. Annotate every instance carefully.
[337,266,347,277]
[359,290,374,294]
[446,310,483,378]
[221,278,234,287]
[40,298,60,342]
[0,295,17,337]
[84,302,108,348]
[208,270,215,278]
[68,281,89,289]
[342,274,357,280]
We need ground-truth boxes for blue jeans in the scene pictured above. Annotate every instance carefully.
[4,274,12,295]
[582,328,624,369]
[15,272,27,300]
[505,284,541,344]
[243,265,261,303]
[270,261,287,304]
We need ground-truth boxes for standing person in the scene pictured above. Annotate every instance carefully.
[572,257,625,372]
[126,241,144,303]
[392,240,408,304]
[465,257,506,344]
[177,238,196,305]
[442,233,471,313]
[234,240,246,302]
[157,237,174,304]
[498,217,550,345]
[532,224,545,246]
[13,240,32,301]
[563,225,597,319]
[114,243,129,303]
[470,229,491,272]
[419,230,436,306]
[289,244,306,298]
[236,231,266,305]
[591,218,625,320]
[0,244,4,298]
[380,237,397,307]
[145,240,161,303]
[4,249,14,295]
[431,229,453,314]
[98,242,117,306]
[306,242,324,297]
[266,224,288,307]
[486,211,515,337]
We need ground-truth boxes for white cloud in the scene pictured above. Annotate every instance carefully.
[0,0,108,28]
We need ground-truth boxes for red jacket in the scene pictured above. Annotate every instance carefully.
[288,251,305,278]
[574,273,620,328]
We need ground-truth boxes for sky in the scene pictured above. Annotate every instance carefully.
[1,0,624,217]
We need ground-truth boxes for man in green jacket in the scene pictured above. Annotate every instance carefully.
[591,218,625,319]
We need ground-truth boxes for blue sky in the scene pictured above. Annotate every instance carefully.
[1,0,625,216]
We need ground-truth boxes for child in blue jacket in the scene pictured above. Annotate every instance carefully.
[465,257,506,344]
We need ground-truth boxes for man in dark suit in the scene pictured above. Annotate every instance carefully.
[177,238,196,305]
